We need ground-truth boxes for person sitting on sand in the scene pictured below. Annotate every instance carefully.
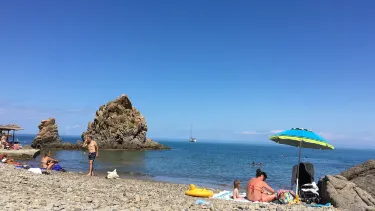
[232,180,244,200]
[41,151,59,170]
[246,169,276,202]
[1,135,9,149]
[246,169,262,199]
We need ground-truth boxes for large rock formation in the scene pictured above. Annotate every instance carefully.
[31,118,82,149]
[81,94,168,150]
[31,118,60,148]
[340,160,375,199]
[318,161,375,211]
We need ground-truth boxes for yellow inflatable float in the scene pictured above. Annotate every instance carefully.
[185,184,214,198]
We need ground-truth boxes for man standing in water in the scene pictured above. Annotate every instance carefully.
[83,135,99,176]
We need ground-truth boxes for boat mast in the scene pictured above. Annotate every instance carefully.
[190,124,193,138]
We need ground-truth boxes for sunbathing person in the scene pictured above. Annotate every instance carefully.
[246,169,276,202]
[41,151,59,170]
[1,154,17,164]
[246,169,262,199]
[11,142,22,150]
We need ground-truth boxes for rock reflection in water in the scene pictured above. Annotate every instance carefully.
[98,150,146,166]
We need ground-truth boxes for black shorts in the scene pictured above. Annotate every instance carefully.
[88,152,96,161]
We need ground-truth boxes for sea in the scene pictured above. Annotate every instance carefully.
[13,134,375,191]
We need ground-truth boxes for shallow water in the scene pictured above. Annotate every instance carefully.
[16,134,375,190]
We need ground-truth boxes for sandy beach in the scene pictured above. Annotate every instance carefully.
[0,164,337,211]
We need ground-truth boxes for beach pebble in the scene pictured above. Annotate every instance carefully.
[85,197,93,203]
[0,165,337,211]
[276,207,285,211]
[135,194,141,202]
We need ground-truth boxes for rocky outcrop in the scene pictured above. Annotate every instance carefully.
[340,160,375,199]
[31,118,60,148]
[0,148,40,160]
[318,169,375,211]
[82,94,168,150]
[31,118,83,149]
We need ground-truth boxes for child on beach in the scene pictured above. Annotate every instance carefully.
[233,180,244,200]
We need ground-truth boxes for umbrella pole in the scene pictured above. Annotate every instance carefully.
[296,141,302,195]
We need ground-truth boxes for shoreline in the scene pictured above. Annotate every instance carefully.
[0,163,336,210]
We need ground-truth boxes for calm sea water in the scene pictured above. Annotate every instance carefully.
[14,134,375,191]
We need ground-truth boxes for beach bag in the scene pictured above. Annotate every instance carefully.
[277,190,295,204]
[52,164,62,171]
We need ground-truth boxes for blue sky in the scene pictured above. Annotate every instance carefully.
[0,1,374,147]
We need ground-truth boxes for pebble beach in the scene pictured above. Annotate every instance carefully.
[0,164,337,211]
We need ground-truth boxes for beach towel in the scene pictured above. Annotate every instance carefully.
[212,191,249,203]
[306,203,331,207]
[28,168,42,174]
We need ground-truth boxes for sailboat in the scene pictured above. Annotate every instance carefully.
[189,124,197,142]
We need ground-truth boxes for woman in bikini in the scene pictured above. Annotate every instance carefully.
[246,169,262,199]
[40,151,58,170]
[246,169,276,202]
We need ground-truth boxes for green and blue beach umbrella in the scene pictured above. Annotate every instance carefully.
[269,128,334,194]
[270,128,334,150]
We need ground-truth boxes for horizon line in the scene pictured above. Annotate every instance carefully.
[15,133,375,150]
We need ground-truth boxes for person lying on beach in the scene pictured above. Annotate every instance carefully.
[1,154,16,164]
[246,169,276,202]
[232,180,244,200]
[11,142,22,150]
[41,151,59,170]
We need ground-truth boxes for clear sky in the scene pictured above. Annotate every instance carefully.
[1,1,374,147]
